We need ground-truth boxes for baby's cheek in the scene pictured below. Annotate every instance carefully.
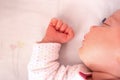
[79,46,98,66]
[79,44,109,67]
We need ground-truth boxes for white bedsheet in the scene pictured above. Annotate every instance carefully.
[0,0,120,80]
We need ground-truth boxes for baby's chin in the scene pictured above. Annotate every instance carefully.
[78,45,105,70]
[79,47,91,69]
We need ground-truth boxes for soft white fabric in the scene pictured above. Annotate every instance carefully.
[28,43,90,80]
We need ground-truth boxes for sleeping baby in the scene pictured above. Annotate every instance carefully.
[28,9,120,80]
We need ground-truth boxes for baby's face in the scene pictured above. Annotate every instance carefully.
[79,10,120,79]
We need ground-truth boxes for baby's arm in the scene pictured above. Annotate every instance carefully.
[28,18,90,80]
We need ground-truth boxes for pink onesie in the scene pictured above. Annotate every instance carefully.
[28,43,91,80]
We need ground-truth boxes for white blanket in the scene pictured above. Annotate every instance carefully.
[0,0,120,80]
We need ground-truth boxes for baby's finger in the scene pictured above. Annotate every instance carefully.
[65,27,72,33]
[49,18,58,27]
[68,27,74,37]
[65,27,74,39]
[59,23,68,32]
[56,19,63,30]
[65,27,69,34]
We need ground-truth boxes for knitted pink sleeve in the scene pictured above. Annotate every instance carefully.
[28,43,90,80]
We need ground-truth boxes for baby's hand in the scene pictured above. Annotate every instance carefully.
[40,18,74,43]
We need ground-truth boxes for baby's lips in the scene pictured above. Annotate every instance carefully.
[79,72,92,79]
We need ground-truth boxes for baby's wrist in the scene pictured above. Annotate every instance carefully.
[37,39,51,43]
[37,37,59,43]
[40,39,51,43]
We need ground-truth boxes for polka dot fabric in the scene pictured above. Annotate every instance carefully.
[28,43,90,80]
